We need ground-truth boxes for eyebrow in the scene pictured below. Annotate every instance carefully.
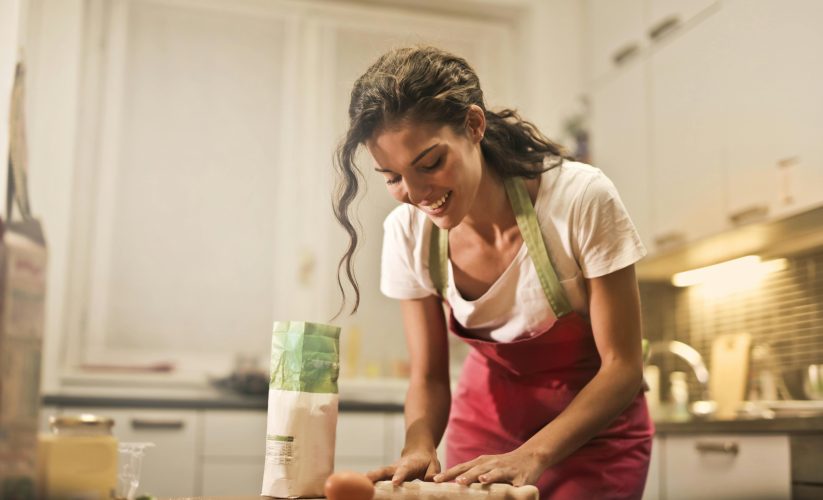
[373,143,440,173]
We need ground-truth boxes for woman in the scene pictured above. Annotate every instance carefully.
[333,46,653,499]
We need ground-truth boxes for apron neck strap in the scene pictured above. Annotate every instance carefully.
[428,176,572,317]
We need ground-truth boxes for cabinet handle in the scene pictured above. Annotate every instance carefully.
[728,204,769,225]
[695,441,739,455]
[131,418,185,430]
[653,231,685,249]
[776,156,800,169]
[648,15,681,42]
[612,42,640,67]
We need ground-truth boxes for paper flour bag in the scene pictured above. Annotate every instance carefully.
[262,321,340,498]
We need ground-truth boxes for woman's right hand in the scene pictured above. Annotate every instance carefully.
[366,446,441,485]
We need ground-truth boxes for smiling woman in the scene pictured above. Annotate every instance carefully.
[334,46,571,312]
[332,46,653,499]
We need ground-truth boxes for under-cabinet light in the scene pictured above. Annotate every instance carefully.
[671,255,787,288]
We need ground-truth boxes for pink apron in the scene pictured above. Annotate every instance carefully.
[429,177,653,499]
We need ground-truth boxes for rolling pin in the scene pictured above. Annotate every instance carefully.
[373,480,539,500]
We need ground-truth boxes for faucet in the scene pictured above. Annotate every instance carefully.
[646,340,712,403]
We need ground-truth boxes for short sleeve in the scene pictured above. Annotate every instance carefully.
[572,172,647,279]
[380,207,432,300]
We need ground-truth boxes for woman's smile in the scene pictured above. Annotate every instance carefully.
[419,190,452,215]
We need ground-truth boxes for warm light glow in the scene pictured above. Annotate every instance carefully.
[671,255,787,290]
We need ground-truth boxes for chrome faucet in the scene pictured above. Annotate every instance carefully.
[646,340,712,403]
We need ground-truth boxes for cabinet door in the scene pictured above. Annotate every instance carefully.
[60,407,200,497]
[642,436,663,500]
[649,7,728,248]
[724,0,823,221]
[664,434,790,500]
[647,0,718,40]
[584,0,646,83]
[200,410,266,496]
[590,60,652,249]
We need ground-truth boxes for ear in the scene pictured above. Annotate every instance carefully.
[465,104,486,143]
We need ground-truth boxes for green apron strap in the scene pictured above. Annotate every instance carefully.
[504,176,572,317]
[428,176,572,318]
[428,220,448,297]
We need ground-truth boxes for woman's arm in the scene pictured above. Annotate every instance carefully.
[367,295,452,484]
[435,264,645,486]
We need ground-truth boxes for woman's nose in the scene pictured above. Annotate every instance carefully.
[404,176,431,205]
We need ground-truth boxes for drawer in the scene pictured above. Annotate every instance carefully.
[793,483,823,500]
[790,434,823,484]
[203,410,266,458]
[60,406,199,497]
[664,434,791,500]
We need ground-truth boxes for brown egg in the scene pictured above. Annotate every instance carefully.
[324,471,375,500]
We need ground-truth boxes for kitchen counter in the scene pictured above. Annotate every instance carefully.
[42,376,409,412]
[41,391,404,412]
[654,414,823,434]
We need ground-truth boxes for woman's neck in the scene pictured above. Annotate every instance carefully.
[458,164,518,244]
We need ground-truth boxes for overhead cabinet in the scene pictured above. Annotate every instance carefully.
[589,60,652,248]
[585,0,718,83]
[723,0,823,223]
[587,0,823,257]
[648,7,728,247]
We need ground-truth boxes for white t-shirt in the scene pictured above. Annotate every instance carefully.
[380,160,646,343]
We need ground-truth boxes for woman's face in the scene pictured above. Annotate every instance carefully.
[365,111,485,229]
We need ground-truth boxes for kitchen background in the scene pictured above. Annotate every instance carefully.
[1,0,822,498]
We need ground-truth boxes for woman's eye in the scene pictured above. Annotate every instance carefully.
[386,176,401,185]
[422,157,442,171]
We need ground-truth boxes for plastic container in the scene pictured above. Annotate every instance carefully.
[669,371,690,421]
[37,414,118,499]
[644,365,661,420]
[117,442,155,500]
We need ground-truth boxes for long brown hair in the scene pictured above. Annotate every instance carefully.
[333,46,571,315]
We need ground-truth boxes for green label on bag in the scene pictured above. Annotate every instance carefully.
[270,321,340,394]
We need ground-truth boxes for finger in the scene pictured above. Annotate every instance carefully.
[391,463,415,485]
[433,459,475,483]
[455,464,493,485]
[477,468,510,485]
[423,457,442,481]
[366,465,395,482]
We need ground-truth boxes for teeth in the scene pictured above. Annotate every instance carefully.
[428,191,450,210]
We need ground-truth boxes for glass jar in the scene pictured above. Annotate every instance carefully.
[38,414,118,500]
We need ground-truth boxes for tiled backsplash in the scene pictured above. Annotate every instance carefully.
[640,247,823,400]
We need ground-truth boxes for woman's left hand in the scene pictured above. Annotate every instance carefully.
[432,446,547,487]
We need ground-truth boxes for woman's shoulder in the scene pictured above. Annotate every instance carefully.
[542,158,604,184]
[538,158,610,202]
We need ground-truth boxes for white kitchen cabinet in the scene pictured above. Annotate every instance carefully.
[664,434,791,500]
[642,436,663,500]
[724,0,823,222]
[584,0,646,83]
[60,406,200,497]
[590,59,653,249]
[584,0,718,84]
[648,6,729,248]
[647,0,717,42]
[200,410,266,495]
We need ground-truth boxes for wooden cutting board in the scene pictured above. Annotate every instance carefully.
[709,333,752,418]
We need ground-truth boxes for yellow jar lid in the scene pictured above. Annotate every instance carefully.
[50,414,115,432]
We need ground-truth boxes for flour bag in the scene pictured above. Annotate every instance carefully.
[262,321,340,498]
